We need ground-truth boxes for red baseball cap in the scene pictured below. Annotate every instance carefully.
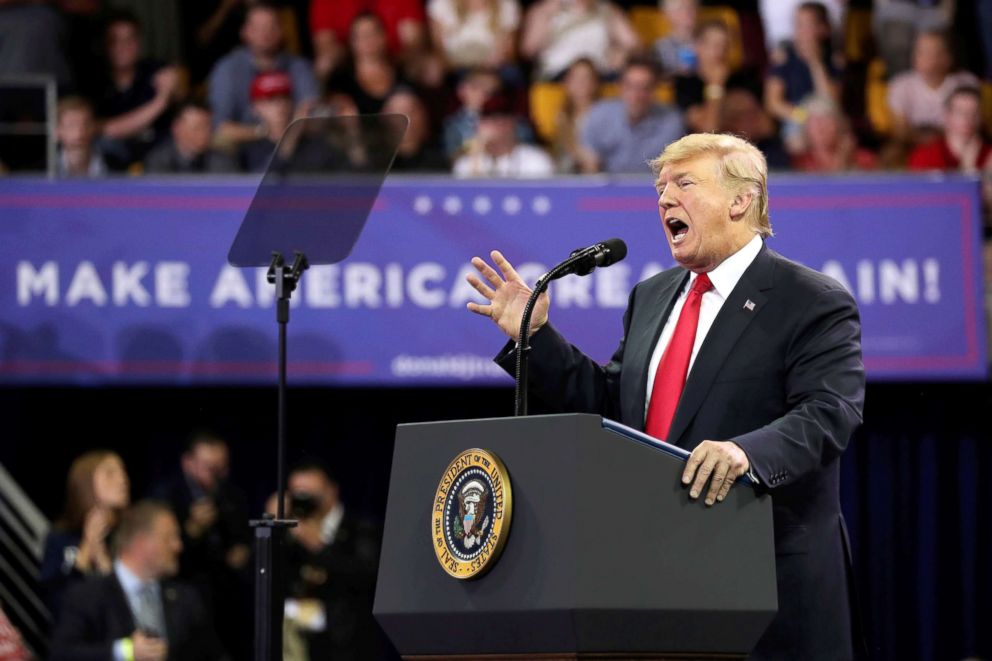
[250,70,293,101]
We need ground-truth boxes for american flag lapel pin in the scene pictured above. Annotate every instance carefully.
[743,299,756,312]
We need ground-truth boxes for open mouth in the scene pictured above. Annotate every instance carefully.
[667,219,689,244]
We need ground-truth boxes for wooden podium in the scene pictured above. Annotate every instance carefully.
[374,414,777,660]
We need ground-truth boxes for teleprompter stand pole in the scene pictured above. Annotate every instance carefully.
[250,250,309,661]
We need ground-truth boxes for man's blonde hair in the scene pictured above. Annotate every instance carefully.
[649,133,772,237]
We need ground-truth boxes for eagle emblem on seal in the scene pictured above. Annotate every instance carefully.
[454,479,490,550]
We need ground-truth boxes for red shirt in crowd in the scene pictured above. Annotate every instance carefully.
[908,138,992,171]
[309,0,425,56]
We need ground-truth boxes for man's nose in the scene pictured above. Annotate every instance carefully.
[659,186,677,209]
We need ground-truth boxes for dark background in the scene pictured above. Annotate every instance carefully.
[1,381,990,661]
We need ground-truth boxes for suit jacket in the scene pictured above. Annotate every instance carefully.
[496,244,865,660]
[48,572,226,661]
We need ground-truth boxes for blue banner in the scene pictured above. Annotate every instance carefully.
[0,175,986,384]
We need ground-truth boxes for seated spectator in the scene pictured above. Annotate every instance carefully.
[654,0,698,77]
[675,20,760,134]
[95,11,180,171]
[208,2,319,149]
[521,0,640,81]
[453,94,554,177]
[328,12,406,115]
[909,87,991,173]
[55,97,108,178]
[887,30,981,146]
[873,0,954,76]
[49,501,225,661]
[270,462,380,661]
[792,96,879,172]
[150,431,250,661]
[579,58,685,174]
[764,1,841,148]
[551,58,601,173]
[41,451,130,617]
[427,0,521,78]
[759,0,843,51]
[310,0,428,84]
[239,71,297,172]
[443,69,533,159]
[718,86,791,170]
[383,88,449,172]
[145,102,236,174]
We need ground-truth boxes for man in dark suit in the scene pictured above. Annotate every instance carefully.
[49,500,226,661]
[465,133,865,660]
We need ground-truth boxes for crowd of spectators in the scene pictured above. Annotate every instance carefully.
[0,0,988,181]
[38,433,382,661]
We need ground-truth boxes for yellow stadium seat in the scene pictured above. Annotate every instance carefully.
[529,82,567,143]
[279,7,301,54]
[866,58,893,136]
[843,7,873,63]
[628,6,744,70]
[529,81,677,143]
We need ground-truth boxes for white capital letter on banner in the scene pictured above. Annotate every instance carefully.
[210,266,253,308]
[17,261,59,305]
[112,261,151,306]
[155,262,191,307]
[65,262,108,306]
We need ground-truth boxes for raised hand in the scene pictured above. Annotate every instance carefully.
[466,250,550,341]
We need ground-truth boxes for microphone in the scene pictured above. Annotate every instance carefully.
[546,238,628,281]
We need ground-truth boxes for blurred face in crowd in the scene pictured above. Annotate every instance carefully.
[93,454,130,509]
[563,59,599,106]
[944,92,981,140]
[383,91,428,152]
[350,14,388,60]
[620,64,656,122]
[106,20,141,71]
[720,89,774,141]
[172,107,213,158]
[805,109,843,152]
[664,0,698,37]
[458,71,500,112]
[242,7,283,57]
[57,108,97,150]
[913,33,951,81]
[477,112,517,155]
[254,95,294,134]
[289,469,338,516]
[794,6,829,47]
[694,24,730,68]
[656,153,753,272]
[182,441,229,493]
[129,512,183,579]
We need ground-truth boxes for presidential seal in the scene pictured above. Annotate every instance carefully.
[431,448,512,579]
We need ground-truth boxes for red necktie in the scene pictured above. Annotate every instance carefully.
[644,272,713,441]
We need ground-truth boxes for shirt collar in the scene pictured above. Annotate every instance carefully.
[688,234,763,300]
[114,559,147,595]
[319,503,345,545]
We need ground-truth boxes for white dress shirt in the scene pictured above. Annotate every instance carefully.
[645,234,763,416]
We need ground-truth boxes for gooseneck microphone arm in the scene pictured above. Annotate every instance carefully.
[514,239,627,417]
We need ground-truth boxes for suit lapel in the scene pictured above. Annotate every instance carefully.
[109,575,138,637]
[628,269,689,429]
[667,245,776,446]
[161,581,179,645]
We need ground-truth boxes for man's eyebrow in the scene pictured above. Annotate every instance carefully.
[655,171,693,190]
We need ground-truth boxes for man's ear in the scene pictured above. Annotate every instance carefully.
[729,191,753,221]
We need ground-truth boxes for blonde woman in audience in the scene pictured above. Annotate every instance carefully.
[40,451,130,615]
[521,0,639,81]
[551,58,601,173]
[428,0,521,73]
[792,95,878,172]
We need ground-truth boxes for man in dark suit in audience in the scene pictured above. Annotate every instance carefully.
[50,500,226,661]
[466,133,865,660]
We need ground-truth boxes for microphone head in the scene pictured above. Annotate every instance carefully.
[600,238,628,266]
